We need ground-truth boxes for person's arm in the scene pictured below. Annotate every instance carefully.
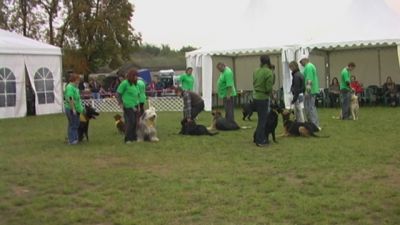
[291,76,300,104]
[225,71,234,99]
[68,96,76,115]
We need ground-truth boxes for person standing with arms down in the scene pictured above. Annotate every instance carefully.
[116,69,140,144]
[179,67,195,91]
[299,56,321,130]
[216,62,237,122]
[340,62,356,119]
[289,61,305,123]
[64,73,84,145]
[137,77,147,116]
[252,55,274,147]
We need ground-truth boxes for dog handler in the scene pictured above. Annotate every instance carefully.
[252,55,274,147]
[179,67,195,91]
[300,55,321,130]
[340,62,356,120]
[216,62,237,122]
[289,61,305,123]
[117,69,140,144]
[137,77,147,116]
[175,87,204,122]
[64,73,84,145]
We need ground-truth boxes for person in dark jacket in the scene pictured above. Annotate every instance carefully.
[289,61,305,122]
[175,87,205,121]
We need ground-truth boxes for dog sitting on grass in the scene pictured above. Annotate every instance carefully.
[137,107,159,142]
[113,114,125,134]
[242,100,256,121]
[280,109,322,137]
[78,104,100,142]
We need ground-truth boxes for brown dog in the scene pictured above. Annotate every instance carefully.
[280,110,321,137]
[113,114,125,134]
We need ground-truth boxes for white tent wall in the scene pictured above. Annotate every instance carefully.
[24,55,63,115]
[0,55,26,119]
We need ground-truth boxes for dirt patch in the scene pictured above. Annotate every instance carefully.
[12,186,30,197]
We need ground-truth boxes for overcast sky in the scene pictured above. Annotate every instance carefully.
[130,0,400,50]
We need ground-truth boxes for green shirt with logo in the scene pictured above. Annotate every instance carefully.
[340,67,351,91]
[217,66,237,98]
[64,83,83,113]
[137,79,147,103]
[303,62,320,95]
[179,73,194,91]
[117,80,140,108]
[253,66,274,100]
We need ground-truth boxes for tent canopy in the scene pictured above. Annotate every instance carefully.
[0,29,61,56]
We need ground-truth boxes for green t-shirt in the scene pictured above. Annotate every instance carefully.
[179,73,194,91]
[340,68,351,91]
[137,79,147,103]
[64,83,83,113]
[253,66,274,100]
[303,62,320,95]
[217,66,237,98]
[117,80,140,108]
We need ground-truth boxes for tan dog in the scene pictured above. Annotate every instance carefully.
[350,93,359,120]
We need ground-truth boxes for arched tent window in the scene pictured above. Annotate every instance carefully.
[34,67,55,104]
[0,67,16,107]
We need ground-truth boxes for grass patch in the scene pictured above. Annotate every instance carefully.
[0,107,399,225]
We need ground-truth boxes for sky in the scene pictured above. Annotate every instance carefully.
[130,0,400,50]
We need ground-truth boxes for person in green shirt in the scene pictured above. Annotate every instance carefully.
[300,56,321,130]
[216,62,237,122]
[179,67,195,91]
[137,77,147,115]
[252,55,274,147]
[64,73,83,145]
[340,62,356,120]
[116,69,140,144]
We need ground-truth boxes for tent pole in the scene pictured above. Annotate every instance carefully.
[378,48,382,86]
[326,51,331,88]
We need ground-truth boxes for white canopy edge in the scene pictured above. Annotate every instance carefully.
[307,39,400,51]
[0,29,62,56]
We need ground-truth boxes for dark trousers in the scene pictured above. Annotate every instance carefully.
[253,99,269,145]
[223,97,235,122]
[139,103,145,116]
[341,90,351,119]
[329,93,339,107]
[191,101,204,120]
[123,108,137,142]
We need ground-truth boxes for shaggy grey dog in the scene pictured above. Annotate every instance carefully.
[137,107,159,142]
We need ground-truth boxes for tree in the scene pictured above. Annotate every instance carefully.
[63,0,141,74]
[38,0,60,45]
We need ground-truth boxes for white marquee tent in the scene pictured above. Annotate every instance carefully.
[186,0,400,110]
[0,29,63,119]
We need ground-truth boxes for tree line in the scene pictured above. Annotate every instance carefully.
[0,0,141,75]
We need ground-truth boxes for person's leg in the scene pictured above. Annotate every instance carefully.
[254,99,269,146]
[224,97,235,122]
[70,111,80,144]
[309,95,320,127]
[124,108,137,142]
[341,91,350,119]
[304,94,311,122]
[66,109,73,144]
[191,102,204,120]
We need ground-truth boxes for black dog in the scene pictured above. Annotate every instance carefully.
[78,104,100,141]
[180,119,218,136]
[253,103,280,144]
[242,100,256,121]
[280,110,323,137]
[211,110,240,131]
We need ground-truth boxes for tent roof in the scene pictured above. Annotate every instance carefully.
[187,0,400,57]
[0,29,61,56]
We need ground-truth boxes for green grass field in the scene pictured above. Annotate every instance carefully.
[0,107,399,225]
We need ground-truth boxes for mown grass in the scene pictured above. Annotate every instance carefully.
[0,107,399,225]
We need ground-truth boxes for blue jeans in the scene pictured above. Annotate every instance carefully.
[304,94,320,127]
[341,90,351,119]
[253,99,269,145]
[92,92,100,99]
[66,109,80,144]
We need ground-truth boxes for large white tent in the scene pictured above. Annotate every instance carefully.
[0,29,63,119]
[186,0,400,110]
